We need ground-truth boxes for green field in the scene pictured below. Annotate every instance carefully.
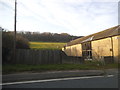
[30,42,66,50]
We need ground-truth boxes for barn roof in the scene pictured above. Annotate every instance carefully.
[67,25,120,46]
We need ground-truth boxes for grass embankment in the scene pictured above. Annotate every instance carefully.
[30,42,66,50]
[3,63,119,74]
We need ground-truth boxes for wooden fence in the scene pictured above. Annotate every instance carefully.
[10,49,84,65]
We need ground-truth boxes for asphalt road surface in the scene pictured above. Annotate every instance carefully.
[2,74,118,88]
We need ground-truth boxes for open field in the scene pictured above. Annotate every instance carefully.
[3,63,119,74]
[30,42,66,50]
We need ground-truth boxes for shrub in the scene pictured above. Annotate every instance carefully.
[16,34,30,49]
[2,31,30,49]
[2,31,30,64]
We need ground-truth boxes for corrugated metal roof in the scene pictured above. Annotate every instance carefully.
[67,25,120,46]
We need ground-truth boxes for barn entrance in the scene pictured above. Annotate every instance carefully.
[82,41,92,60]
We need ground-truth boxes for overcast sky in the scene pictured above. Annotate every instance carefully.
[0,0,119,36]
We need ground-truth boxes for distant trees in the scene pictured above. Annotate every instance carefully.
[17,31,82,42]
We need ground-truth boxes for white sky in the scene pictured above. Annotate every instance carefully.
[0,0,119,36]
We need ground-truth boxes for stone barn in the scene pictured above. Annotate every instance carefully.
[62,25,120,63]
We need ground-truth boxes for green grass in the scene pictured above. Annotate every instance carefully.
[29,42,66,50]
[3,63,119,74]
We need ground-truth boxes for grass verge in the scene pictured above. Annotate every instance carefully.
[3,63,119,74]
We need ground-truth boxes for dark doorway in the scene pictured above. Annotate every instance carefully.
[82,42,92,60]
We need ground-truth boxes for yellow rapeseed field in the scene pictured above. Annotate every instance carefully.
[30,42,66,50]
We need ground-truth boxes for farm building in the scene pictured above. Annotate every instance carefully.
[62,25,120,63]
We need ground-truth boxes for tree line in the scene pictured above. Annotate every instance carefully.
[1,27,83,42]
[17,31,83,42]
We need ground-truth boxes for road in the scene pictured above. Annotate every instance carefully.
[2,74,118,88]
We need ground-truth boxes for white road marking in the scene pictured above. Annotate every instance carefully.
[1,75,114,86]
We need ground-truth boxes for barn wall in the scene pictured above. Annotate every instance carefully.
[112,36,120,61]
[63,35,119,63]
[92,38,112,61]
[92,36,119,63]
[76,44,82,56]
[119,35,120,63]
[64,46,71,56]
[70,46,76,56]
[63,44,82,57]
[71,44,82,56]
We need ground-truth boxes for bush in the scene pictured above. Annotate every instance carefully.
[2,31,30,64]
[2,31,30,49]
[16,35,30,49]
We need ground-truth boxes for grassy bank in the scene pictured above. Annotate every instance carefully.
[30,42,66,50]
[3,63,119,74]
